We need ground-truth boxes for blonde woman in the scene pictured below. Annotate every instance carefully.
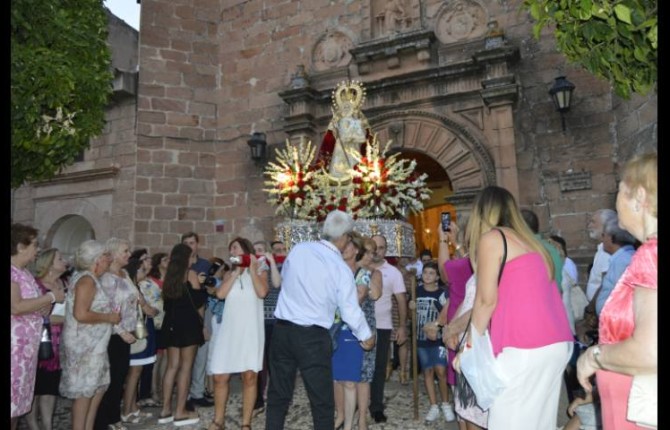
[455,186,573,429]
[577,153,657,429]
[24,248,68,430]
[94,238,140,430]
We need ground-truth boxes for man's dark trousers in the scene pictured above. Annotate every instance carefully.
[265,320,334,430]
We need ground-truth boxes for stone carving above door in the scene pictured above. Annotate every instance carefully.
[435,0,488,44]
[312,30,355,72]
[372,0,419,39]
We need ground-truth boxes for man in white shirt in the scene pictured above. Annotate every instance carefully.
[266,210,375,430]
[585,209,617,301]
[369,234,408,423]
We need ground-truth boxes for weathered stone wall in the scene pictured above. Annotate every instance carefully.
[12,0,657,278]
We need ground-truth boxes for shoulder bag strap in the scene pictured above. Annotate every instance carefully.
[457,228,508,350]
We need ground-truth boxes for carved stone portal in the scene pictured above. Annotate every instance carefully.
[312,30,354,72]
[435,0,488,44]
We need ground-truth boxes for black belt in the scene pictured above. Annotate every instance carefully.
[276,319,324,330]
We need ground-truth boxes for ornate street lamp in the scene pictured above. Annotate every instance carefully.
[549,76,576,131]
[247,132,267,163]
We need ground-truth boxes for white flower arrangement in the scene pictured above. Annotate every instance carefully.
[264,134,431,221]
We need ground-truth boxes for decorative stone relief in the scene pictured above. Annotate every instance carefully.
[435,0,488,44]
[373,0,418,38]
[312,30,354,72]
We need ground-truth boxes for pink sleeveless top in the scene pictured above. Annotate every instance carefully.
[490,252,573,356]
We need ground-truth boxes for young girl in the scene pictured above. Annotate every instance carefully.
[409,261,455,423]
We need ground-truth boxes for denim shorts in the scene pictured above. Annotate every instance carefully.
[418,345,447,370]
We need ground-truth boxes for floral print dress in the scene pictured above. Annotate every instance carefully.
[356,268,377,382]
[11,265,43,417]
[59,271,114,399]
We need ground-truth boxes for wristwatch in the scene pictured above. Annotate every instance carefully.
[592,345,603,368]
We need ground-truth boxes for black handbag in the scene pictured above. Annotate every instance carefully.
[456,228,507,409]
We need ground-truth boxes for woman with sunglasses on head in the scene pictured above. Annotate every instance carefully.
[207,237,269,430]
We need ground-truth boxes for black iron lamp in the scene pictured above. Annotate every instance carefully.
[247,132,267,163]
[549,76,576,131]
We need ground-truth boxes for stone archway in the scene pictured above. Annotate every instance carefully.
[371,111,496,216]
[46,215,96,261]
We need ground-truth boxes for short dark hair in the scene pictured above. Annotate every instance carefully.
[550,235,568,257]
[422,261,439,273]
[419,249,433,258]
[11,223,38,256]
[181,231,199,243]
[520,209,539,234]
[270,241,284,248]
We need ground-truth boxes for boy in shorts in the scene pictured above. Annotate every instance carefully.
[408,262,456,422]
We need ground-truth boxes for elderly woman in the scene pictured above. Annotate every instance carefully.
[59,240,120,430]
[94,238,140,430]
[208,237,269,430]
[24,248,68,430]
[11,224,65,430]
[577,152,657,429]
[455,186,573,429]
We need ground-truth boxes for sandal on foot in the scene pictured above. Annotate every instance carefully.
[108,423,128,430]
[206,421,224,430]
[120,412,141,424]
[138,398,162,408]
[174,413,200,427]
[157,413,174,424]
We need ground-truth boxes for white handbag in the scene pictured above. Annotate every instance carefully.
[627,373,657,428]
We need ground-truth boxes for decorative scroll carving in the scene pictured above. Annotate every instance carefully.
[312,30,354,71]
[435,0,488,44]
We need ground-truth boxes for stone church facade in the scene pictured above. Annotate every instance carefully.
[11,0,657,274]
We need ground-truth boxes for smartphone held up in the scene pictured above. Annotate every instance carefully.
[441,212,451,232]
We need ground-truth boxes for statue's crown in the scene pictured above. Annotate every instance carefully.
[332,80,366,113]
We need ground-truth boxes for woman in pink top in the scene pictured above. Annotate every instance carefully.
[456,186,573,429]
[577,153,657,430]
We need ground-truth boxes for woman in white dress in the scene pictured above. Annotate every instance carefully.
[207,237,268,430]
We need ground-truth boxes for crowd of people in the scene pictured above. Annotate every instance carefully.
[10,152,656,430]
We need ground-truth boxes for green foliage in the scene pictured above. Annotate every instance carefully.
[523,0,657,99]
[11,0,113,188]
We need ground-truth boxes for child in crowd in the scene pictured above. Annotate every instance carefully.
[408,261,456,423]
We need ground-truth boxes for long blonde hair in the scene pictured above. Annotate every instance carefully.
[621,152,657,218]
[465,186,554,279]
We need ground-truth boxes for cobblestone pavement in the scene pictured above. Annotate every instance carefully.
[19,371,570,430]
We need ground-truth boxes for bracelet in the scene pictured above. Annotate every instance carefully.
[47,292,56,304]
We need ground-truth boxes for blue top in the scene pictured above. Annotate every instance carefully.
[191,256,211,276]
[596,244,635,316]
